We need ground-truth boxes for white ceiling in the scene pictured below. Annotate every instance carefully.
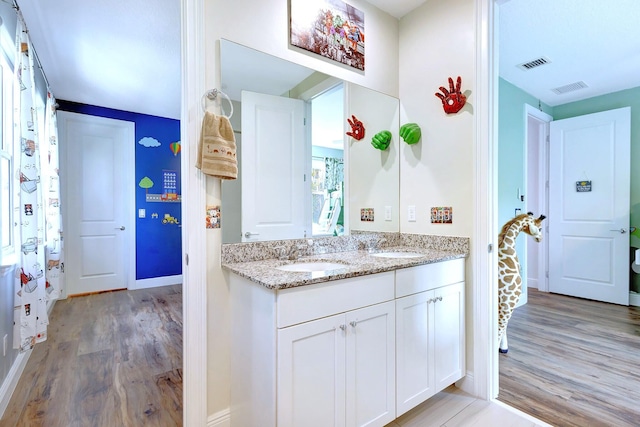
[17,0,181,120]
[15,0,640,119]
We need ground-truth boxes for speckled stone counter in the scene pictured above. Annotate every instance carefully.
[222,233,469,290]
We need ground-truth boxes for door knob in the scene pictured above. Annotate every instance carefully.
[610,228,626,234]
[116,226,125,231]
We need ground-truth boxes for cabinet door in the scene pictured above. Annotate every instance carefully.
[345,301,396,427]
[395,291,435,416]
[278,314,346,427]
[433,282,465,391]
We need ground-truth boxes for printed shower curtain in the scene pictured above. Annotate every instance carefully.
[12,18,63,351]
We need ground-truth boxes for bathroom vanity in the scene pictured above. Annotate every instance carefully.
[224,239,466,427]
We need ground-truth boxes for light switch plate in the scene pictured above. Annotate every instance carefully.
[139,209,146,218]
[408,205,416,222]
[384,206,392,221]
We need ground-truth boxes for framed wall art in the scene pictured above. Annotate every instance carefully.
[290,0,365,71]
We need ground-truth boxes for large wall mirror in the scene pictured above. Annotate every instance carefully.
[220,39,399,244]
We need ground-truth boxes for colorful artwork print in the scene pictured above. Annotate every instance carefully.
[290,0,365,71]
[431,207,453,224]
[360,208,374,222]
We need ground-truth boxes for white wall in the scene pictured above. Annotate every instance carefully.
[398,0,476,386]
[347,82,400,232]
[204,0,400,416]
[398,0,475,237]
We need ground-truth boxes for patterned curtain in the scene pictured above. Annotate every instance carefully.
[12,18,61,351]
[324,157,344,193]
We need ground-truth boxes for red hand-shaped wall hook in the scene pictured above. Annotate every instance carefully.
[346,115,365,140]
[435,76,466,114]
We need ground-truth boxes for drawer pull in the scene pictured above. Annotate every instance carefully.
[350,321,357,328]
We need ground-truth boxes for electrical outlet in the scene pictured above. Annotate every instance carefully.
[408,205,416,222]
[3,334,7,357]
[139,209,146,218]
[384,206,392,221]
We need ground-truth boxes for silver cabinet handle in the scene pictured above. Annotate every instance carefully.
[115,226,125,231]
[339,324,346,331]
[350,321,357,328]
[610,228,626,234]
[244,231,260,238]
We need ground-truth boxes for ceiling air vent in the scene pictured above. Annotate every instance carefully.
[551,81,589,95]
[517,57,550,70]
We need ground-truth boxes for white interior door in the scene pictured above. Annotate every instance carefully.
[59,111,134,296]
[241,90,306,242]
[549,107,630,305]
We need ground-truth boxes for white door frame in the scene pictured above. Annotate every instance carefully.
[58,111,136,297]
[181,0,208,425]
[524,105,552,293]
[469,0,498,401]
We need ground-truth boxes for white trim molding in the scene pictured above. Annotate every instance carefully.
[208,408,231,427]
[133,275,182,290]
[468,0,498,400]
[0,350,31,419]
[181,0,208,425]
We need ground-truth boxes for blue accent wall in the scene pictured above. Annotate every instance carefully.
[57,100,182,280]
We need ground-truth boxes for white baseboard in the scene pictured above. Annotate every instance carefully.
[132,274,183,290]
[0,349,32,419]
[208,408,231,427]
[456,371,475,396]
[630,292,640,307]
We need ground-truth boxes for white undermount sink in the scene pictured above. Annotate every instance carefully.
[275,262,349,272]
[370,251,424,259]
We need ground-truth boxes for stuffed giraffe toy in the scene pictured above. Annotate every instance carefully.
[498,212,546,353]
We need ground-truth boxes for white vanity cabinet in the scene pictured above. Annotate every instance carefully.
[277,300,395,427]
[228,257,465,427]
[395,258,465,416]
[229,270,396,427]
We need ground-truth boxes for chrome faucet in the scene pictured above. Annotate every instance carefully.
[366,237,387,253]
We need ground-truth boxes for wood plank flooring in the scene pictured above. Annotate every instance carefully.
[0,285,183,427]
[498,289,640,427]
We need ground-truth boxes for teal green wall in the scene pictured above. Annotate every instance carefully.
[553,87,640,249]
[498,78,553,227]
[498,78,553,303]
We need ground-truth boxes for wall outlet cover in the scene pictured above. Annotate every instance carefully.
[408,205,416,222]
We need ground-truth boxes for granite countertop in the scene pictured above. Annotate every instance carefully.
[222,246,466,290]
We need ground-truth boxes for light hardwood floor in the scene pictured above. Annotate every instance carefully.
[385,385,550,427]
[498,288,640,427]
[0,285,182,427]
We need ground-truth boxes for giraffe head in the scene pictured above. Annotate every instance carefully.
[524,212,546,242]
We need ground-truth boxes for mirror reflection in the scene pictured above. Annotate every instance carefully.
[220,39,399,244]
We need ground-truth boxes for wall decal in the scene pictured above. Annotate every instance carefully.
[162,213,179,225]
[435,76,466,114]
[138,136,161,147]
[290,0,365,71]
[170,141,181,156]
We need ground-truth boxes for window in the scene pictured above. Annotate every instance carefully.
[0,52,14,257]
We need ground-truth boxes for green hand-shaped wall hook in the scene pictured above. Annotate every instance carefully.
[400,123,421,144]
[371,130,392,151]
